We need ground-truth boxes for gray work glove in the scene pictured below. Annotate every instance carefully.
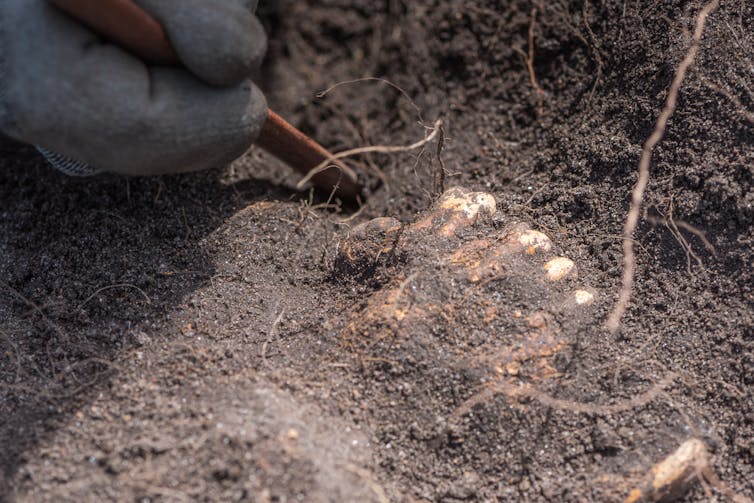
[0,0,268,176]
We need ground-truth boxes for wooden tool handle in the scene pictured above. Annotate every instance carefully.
[49,0,362,201]
[50,0,179,65]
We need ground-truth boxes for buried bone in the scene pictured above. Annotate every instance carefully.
[338,187,597,393]
[544,257,576,281]
[337,217,402,273]
[623,438,711,503]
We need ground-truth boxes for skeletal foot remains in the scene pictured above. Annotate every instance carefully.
[336,187,597,415]
[333,188,726,502]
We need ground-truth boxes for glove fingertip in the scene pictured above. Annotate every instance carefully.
[138,0,267,87]
[196,14,267,86]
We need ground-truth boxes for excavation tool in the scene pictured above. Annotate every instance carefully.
[49,0,363,202]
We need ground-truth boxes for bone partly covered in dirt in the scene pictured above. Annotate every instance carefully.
[623,438,710,503]
[338,187,598,418]
[336,216,402,273]
[544,256,576,281]
[513,227,553,254]
[337,187,596,301]
[409,187,497,238]
[573,289,595,306]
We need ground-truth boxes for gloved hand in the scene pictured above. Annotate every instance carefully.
[0,0,268,176]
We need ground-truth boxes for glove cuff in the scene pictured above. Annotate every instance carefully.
[36,146,102,176]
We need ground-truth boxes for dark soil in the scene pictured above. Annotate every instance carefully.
[2,0,753,501]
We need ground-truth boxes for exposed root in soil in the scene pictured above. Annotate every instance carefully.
[606,0,721,333]
[296,119,443,189]
[77,283,151,311]
[452,372,676,422]
[433,122,447,198]
[514,4,546,116]
[1,281,68,341]
[0,357,119,400]
[0,331,22,382]
[703,78,754,126]
[699,465,754,503]
[646,196,717,274]
[525,373,676,415]
[261,306,285,369]
[313,76,432,193]
[581,0,605,106]
[317,77,425,123]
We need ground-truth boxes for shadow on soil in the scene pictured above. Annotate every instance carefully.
[0,138,309,495]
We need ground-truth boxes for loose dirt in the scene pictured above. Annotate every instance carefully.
[1,0,752,501]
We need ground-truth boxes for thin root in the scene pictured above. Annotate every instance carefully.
[296,119,443,189]
[606,0,720,333]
